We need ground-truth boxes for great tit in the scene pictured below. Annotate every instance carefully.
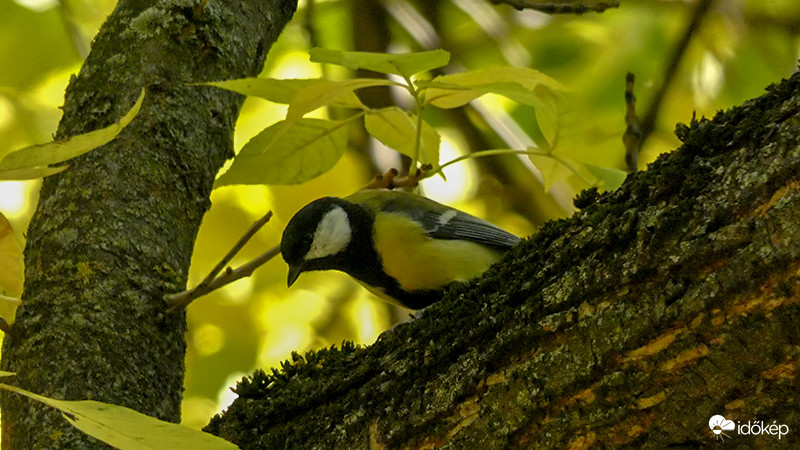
[280,189,520,309]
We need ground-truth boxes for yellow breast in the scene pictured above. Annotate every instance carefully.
[372,212,504,292]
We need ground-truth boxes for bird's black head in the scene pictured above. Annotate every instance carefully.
[281,197,370,286]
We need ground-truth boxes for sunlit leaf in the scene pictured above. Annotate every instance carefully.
[215,118,352,187]
[532,84,560,149]
[0,371,15,377]
[204,78,365,109]
[0,89,145,176]
[527,148,597,192]
[310,48,450,79]
[364,107,441,167]
[0,166,68,181]
[285,79,395,123]
[583,163,628,191]
[528,152,572,192]
[0,384,238,450]
[421,67,567,109]
[0,212,23,325]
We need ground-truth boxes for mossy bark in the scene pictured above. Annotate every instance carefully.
[206,71,800,448]
[0,1,296,448]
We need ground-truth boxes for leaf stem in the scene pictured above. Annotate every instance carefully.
[400,74,425,177]
[410,102,425,177]
[425,148,596,186]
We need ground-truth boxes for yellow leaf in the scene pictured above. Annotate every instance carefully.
[0,212,23,325]
[0,166,68,181]
[423,67,566,109]
[215,117,352,187]
[364,107,441,167]
[285,79,395,123]
[204,78,365,109]
[0,384,239,450]
[0,89,145,174]
[309,48,450,78]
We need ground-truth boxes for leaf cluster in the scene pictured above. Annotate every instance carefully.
[0,371,236,450]
[208,48,626,191]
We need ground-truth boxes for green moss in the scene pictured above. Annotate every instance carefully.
[207,70,800,448]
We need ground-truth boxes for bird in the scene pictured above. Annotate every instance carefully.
[280,189,520,309]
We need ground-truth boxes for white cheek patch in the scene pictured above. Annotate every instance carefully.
[305,205,352,260]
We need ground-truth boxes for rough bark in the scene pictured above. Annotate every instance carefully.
[206,70,800,448]
[0,1,296,448]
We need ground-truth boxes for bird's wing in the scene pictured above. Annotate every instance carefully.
[418,208,520,248]
[348,189,520,249]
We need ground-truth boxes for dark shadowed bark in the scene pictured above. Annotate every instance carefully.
[0,1,296,448]
[206,70,800,448]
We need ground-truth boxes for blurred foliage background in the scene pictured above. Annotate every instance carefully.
[0,0,797,428]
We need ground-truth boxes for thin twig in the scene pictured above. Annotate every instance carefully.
[639,0,715,148]
[166,211,274,311]
[303,0,321,56]
[623,73,641,172]
[58,0,89,58]
[487,0,618,14]
[167,245,282,313]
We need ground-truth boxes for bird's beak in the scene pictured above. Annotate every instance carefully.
[287,263,304,287]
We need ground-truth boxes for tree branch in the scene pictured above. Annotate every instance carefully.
[639,0,715,148]
[487,0,618,14]
[0,1,297,447]
[206,69,800,447]
[165,211,274,311]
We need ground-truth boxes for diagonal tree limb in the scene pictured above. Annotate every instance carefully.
[206,69,800,448]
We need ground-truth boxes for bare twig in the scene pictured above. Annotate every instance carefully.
[57,0,89,58]
[303,0,321,53]
[487,0,618,14]
[166,211,274,311]
[365,165,432,190]
[639,0,715,148]
[623,73,641,172]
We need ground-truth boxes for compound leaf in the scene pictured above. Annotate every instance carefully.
[310,48,450,79]
[215,118,351,187]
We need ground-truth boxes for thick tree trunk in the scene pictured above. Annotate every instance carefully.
[206,71,800,448]
[0,1,296,448]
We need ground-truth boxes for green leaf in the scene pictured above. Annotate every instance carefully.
[0,89,145,174]
[0,166,68,181]
[421,67,566,109]
[215,118,352,187]
[0,212,23,325]
[285,79,395,123]
[310,48,450,78]
[528,151,576,192]
[583,163,628,191]
[0,371,15,377]
[364,107,441,167]
[204,78,365,109]
[0,383,238,450]
[532,84,560,149]
[527,148,597,192]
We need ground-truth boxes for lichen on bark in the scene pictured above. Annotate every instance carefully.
[206,70,800,448]
[0,1,297,448]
